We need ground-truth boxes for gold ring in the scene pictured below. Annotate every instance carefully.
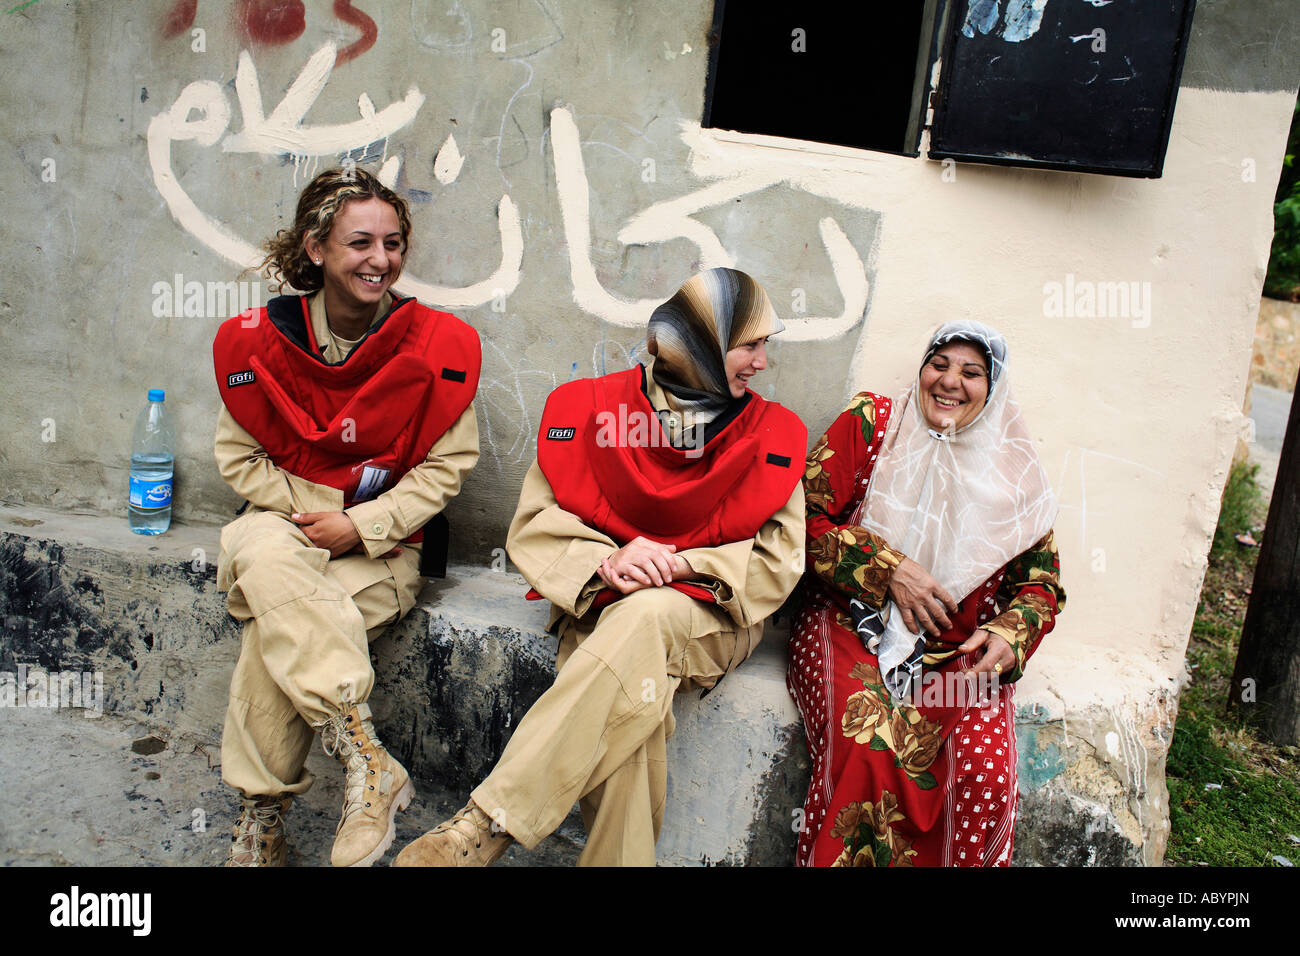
[994,663,1003,674]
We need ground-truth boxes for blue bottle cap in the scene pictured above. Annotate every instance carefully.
[148,389,166,402]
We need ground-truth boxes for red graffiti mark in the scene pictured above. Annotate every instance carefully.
[234,0,306,46]
[333,0,376,64]
[161,0,196,39]
[160,0,374,61]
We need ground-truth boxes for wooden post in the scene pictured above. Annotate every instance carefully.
[1230,367,1300,745]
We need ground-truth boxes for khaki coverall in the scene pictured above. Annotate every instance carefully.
[216,290,479,798]
[475,456,804,866]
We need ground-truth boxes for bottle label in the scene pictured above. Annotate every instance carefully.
[130,476,172,509]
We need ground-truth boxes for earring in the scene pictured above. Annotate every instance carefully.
[313,259,321,265]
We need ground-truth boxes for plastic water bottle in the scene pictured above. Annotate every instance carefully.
[129,389,174,535]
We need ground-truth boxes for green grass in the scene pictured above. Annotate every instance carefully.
[1165,460,1300,866]
[1167,721,1300,866]
[1210,460,1263,558]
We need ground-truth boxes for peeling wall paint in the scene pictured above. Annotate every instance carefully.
[961,0,1050,42]
[1002,0,1050,42]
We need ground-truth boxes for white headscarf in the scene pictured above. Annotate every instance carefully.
[850,321,1058,702]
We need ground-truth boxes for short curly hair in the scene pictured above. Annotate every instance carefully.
[258,166,413,293]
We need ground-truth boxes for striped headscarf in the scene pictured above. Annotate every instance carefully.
[646,268,785,420]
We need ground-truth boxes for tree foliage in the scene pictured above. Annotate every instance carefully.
[1264,96,1300,301]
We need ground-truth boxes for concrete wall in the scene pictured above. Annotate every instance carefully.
[2,1,1298,863]
[7,0,879,553]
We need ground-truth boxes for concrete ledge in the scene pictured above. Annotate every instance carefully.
[374,570,810,866]
[0,504,1172,865]
[1012,662,1179,866]
[0,505,806,866]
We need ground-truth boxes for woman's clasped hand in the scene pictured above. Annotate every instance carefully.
[887,556,956,635]
[888,556,1014,676]
[597,536,693,593]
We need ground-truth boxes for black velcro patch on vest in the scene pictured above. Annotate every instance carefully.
[227,370,256,388]
[547,427,576,441]
[441,368,467,383]
[766,453,792,467]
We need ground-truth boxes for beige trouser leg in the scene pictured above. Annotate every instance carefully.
[217,511,423,798]
[576,721,669,866]
[471,586,755,866]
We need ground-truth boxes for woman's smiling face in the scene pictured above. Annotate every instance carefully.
[723,336,769,397]
[917,341,989,431]
[305,196,404,312]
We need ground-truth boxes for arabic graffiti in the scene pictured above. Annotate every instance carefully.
[148,44,868,338]
[550,106,869,341]
[146,44,522,309]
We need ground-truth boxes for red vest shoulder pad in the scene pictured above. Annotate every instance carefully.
[537,366,806,549]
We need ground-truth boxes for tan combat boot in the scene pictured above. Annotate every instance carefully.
[393,799,513,867]
[225,795,291,867]
[315,701,414,867]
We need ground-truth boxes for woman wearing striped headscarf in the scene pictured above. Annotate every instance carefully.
[395,268,808,867]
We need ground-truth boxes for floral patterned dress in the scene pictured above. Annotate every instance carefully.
[787,392,1065,866]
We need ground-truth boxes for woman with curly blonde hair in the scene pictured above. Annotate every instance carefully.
[211,166,481,866]
[788,321,1064,866]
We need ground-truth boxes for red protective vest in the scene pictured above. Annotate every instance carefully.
[212,294,480,541]
[528,365,806,608]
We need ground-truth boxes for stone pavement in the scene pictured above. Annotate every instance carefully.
[1247,382,1290,500]
[0,705,582,867]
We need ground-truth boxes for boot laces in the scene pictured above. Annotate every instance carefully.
[230,799,285,862]
[318,709,384,833]
[437,803,496,853]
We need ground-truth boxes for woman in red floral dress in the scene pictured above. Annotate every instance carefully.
[788,321,1065,866]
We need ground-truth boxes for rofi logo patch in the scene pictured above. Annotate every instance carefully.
[227,370,256,387]
[547,427,576,441]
